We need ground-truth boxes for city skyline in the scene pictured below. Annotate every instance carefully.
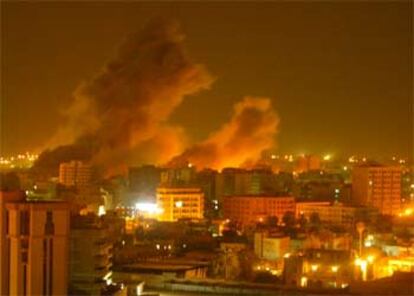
[2,1,412,161]
[1,2,414,294]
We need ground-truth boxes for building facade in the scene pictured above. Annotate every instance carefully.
[222,195,295,227]
[0,191,26,295]
[69,215,113,295]
[3,197,69,295]
[156,187,204,222]
[296,201,378,228]
[352,164,401,216]
[59,161,92,188]
[254,231,290,261]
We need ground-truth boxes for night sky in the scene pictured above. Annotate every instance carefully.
[2,1,412,159]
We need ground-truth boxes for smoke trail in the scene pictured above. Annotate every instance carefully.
[169,97,279,170]
[35,18,213,174]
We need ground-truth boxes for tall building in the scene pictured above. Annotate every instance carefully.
[156,187,204,222]
[215,168,278,207]
[59,161,92,188]
[352,164,402,215]
[0,191,25,295]
[160,166,196,187]
[195,169,219,218]
[1,193,70,296]
[223,195,295,227]
[69,214,113,295]
[293,170,346,201]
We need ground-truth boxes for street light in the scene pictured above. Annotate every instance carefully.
[356,222,365,257]
[355,258,368,281]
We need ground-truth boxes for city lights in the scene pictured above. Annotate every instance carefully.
[364,234,375,247]
[398,208,414,217]
[135,202,163,214]
[98,205,106,216]
[355,257,371,281]
[323,154,331,161]
[1,2,411,295]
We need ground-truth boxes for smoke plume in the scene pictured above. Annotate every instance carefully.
[169,97,279,170]
[34,18,213,174]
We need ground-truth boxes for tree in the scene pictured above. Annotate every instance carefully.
[282,211,296,228]
[298,214,307,229]
[308,212,322,232]
[309,212,321,225]
[266,216,279,227]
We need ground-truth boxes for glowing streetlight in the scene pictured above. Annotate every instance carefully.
[356,222,365,257]
[355,258,368,281]
[311,264,319,272]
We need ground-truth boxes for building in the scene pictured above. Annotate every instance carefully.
[156,187,204,222]
[352,164,402,215]
[222,195,295,227]
[216,168,277,198]
[0,191,26,295]
[292,170,346,201]
[296,201,378,229]
[160,166,196,187]
[254,231,290,261]
[283,249,352,289]
[295,155,321,173]
[1,193,70,295]
[195,169,219,218]
[114,260,208,286]
[69,214,113,295]
[59,161,92,188]
[219,237,248,280]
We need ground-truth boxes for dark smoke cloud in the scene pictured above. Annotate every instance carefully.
[35,18,213,175]
[169,97,279,170]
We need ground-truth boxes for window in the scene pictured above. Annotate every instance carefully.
[20,211,30,235]
[23,265,27,296]
[43,239,47,295]
[21,252,28,263]
[21,239,29,249]
[45,211,54,235]
[49,239,53,294]
[5,210,9,235]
